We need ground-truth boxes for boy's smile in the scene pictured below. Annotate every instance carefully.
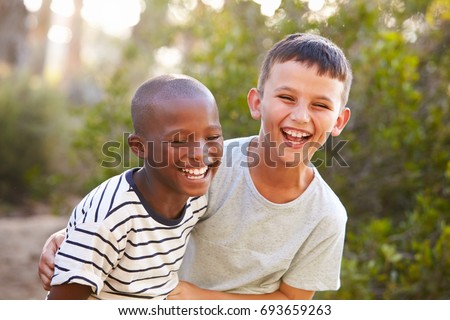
[248,60,350,166]
[181,166,209,180]
[281,127,313,149]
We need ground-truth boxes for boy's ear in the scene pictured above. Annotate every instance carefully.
[331,107,351,136]
[247,88,262,120]
[128,134,146,159]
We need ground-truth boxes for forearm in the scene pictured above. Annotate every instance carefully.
[190,289,291,300]
[47,283,92,300]
[168,281,315,300]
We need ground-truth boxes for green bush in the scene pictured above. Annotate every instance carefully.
[71,52,143,192]
[0,73,69,204]
[317,186,450,299]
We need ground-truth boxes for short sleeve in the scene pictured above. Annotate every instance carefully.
[51,221,121,294]
[282,214,347,291]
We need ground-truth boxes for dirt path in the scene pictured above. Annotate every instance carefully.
[0,213,68,299]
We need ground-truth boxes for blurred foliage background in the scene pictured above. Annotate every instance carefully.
[0,0,448,299]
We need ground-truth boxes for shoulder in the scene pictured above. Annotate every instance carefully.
[87,169,135,196]
[224,136,254,147]
[309,168,347,224]
[223,136,254,157]
[187,195,208,214]
[210,136,252,186]
[219,136,255,170]
[73,169,139,220]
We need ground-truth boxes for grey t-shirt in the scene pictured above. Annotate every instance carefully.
[179,136,347,293]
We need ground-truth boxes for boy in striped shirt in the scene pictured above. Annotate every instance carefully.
[46,74,223,299]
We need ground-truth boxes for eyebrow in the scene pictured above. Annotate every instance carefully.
[314,95,334,103]
[165,125,222,136]
[274,86,334,103]
[206,125,222,131]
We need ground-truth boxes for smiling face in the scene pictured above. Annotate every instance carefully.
[135,96,223,198]
[248,60,351,166]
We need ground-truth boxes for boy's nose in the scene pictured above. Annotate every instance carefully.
[189,140,206,162]
[290,103,311,123]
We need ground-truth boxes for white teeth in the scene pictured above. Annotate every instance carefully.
[181,166,208,177]
[284,129,310,138]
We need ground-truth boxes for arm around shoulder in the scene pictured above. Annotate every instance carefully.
[38,228,66,291]
[168,281,314,300]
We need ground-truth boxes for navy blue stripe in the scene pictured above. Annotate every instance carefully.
[81,185,100,224]
[81,207,87,224]
[104,277,172,294]
[99,287,162,299]
[107,174,123,215]
[70,207,77,226]
[107,268,178,285]
[117,254,184,273]
[193,204,207,214]
[74,227,121,253]
[54,265,69,272]
[109,200,206,236]
[60,275,98,293]
[86,183,101,212]
[123,235,189,260]
[114,213,196,239]
[55,253,108,276]
[106,201,143,223]
[108,201,191,232]
[65,239,119,267]
[126,224,194,246]
[95,179,111,222]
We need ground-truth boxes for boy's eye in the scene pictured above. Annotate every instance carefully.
[171,140,188,145]
[207,135,222,141]
[169,132,190,145]
[279,95,294,101]
[313,103,330,109]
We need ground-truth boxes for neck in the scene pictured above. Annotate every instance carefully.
[248,137,314,204]
[133,169,188,220]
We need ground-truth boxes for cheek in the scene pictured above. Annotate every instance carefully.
[208,141,224,156]
[145,143,169,167]
[316,113,337,132]
[170,148,187,164]
[205,141,224,165]
[261,107,282,129]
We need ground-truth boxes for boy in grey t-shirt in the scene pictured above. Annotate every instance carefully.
[171,33,352,299]
[177,136,347,296]
[39,33,352,300]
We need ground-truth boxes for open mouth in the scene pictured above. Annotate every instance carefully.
[180,166,209,180]
[281,128,312,146]
[179,157,221,180]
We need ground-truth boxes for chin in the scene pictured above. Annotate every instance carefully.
[184,187,209,197]
[279,149,313,167]
[180,177,211,197]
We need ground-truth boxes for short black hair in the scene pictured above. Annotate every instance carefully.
[131,74,215,134]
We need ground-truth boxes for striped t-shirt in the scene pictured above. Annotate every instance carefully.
[51,168,207,299]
